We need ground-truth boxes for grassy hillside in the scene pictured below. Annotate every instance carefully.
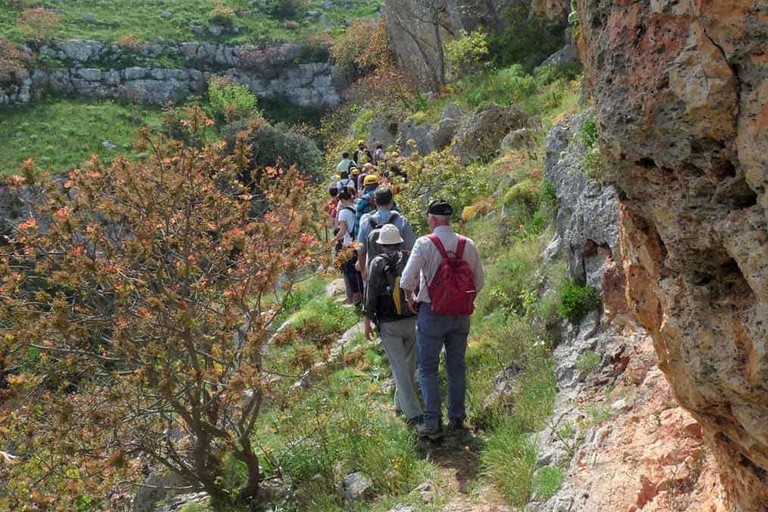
[0,98,158,175]
[0,0,382,44]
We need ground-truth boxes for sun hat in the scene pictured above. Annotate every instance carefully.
[363,174,379,186]
[427,199,453,216]
[376,224,404,245]
[358,140,366,146]
[351,167,360,175]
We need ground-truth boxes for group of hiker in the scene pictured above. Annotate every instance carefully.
[324,144,485,439]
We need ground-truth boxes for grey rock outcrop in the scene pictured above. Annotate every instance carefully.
[451,103,527,163]
[397,119,435,157]
[3,39,341,108]
[433,102,465,149]
[342,472,374,502]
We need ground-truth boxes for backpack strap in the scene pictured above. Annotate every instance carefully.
[427,234,466,259]
[455,236,467,259]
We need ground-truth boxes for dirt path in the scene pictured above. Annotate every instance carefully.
[415,429,511,512]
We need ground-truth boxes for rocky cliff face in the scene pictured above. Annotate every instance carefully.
[577,1,768,509]
[0,40,341,108]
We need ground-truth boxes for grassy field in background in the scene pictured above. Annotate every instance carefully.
[0,98,159,175]
[0,0,382,44]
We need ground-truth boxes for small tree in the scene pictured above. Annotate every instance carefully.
[444,29,489,80]
[0,109,326,509]
[207,77,261,125]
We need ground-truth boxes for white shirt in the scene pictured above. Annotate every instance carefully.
[400,225,484,303]
[336,204,356,246]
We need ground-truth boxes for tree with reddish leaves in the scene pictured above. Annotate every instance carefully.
[0,108,326,509]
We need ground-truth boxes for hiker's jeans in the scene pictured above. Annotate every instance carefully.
[416,303,470,428]
[379,317,422,421]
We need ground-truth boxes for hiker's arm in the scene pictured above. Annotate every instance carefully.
[400,238,426,309]
[330,219,348,244]
[362,261,384,337]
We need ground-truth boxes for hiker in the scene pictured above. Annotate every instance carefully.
[322,184,339,231]
[336,170,354,192]
[356,186,415,282]
[330,185,363,306]
[400,199,485,440]
[357,162,376,197]
[353,140,373,166]
[353,173,380,236]
[350,167,362,193]
[336,151,357,174]
[372,143,386,167]
[362,224,422,426]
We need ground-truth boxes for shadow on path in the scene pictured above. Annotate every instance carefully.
[416,429,486,493]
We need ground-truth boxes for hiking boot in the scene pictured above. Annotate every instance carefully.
[447,417,466,432]
[416,423,444,440]
[404,415,423,428]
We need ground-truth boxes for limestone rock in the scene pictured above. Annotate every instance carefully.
[433,102,465,149]
[397,119,435,157]
[578,1,768,508]
[342,472,374,502]
[451,103,527,164]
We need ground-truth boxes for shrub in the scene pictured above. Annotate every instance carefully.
[225,120,324,178]
[264,0,309,20]
[114,34,142,51]
[576,350,602,375]
[0,115,326,508]
[444,29,489,80]
[207,77,260,125]
[17,7,60,41]
[208,2,235,26]
[0,39,34,83]
[559,279,601,324]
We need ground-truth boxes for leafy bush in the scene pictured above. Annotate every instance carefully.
[225,120,324,178]
[0,116,326,507]
[559,279,601,324]
[207,77,260,125]
[208,2,235,26]
[445,29,489,80]
[264,0,309,20]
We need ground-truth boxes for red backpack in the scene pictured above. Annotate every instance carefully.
[426,234,477,316]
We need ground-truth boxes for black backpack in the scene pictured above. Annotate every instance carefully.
[372,250,414,324]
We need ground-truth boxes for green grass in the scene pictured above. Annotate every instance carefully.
[0,98,159,175]
[575,350,601,375]
[1,0,383,45]
[533,465,563,501]
[256,351,435,512]
[479,360,556,506]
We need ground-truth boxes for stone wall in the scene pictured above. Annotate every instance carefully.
[0,40,341,108]
[577,0,768,509]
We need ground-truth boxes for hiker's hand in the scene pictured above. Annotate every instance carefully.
[407,294,418,314]
[363,318,374,340]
